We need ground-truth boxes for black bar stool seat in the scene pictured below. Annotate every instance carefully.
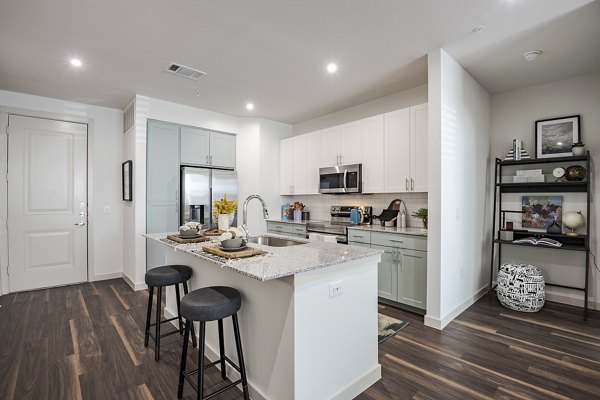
[144,264,196,362]
[178,286,250,400]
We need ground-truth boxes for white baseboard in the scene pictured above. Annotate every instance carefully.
[330,364,381,400]
[90,272,122,282]
[122,273,147,291]
[546,290,600,311]
[425,285,488,330]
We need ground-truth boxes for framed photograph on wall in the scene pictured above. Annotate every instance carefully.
[535,115,580,159]
[122,160,133,201]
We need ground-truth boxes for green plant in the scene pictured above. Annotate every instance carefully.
[412,208,428,229]
[572,142,585,147]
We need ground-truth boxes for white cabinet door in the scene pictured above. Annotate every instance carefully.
[293,135,307,194]
[180,127,209,166]
[280,138,294,195]
[398,249,427,309]
[305,131,322,194]
[361,115,384,193]
[321,125,341,167]
[210,132,236,169]
[410,103,428,192]
[340,121,362,165]
[384,108,411,192]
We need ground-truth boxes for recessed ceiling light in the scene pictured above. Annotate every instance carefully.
[473,25,485,33]
[246,103,254,111]
[70,58,82,67]
[326,63,338,73]
[523,50,542,62]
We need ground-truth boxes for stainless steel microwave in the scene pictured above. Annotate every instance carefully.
[319,164,362,194]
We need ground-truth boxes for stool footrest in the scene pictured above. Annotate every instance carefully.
[182,371,242,400]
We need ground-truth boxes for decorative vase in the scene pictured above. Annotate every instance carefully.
[218,214,230,231]
[572,146,585,156]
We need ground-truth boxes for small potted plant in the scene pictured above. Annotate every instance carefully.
[213,193,238,230]
[572,142,585,157]
[412,208,428,230]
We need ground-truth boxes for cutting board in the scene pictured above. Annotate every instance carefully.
[203,246,263,259]
[166,234,210,244]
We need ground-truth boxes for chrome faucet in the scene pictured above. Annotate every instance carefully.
[241,194,270,238]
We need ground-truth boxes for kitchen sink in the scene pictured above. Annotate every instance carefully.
[247,236,306,247]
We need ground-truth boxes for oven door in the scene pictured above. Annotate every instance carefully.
[319,164,362,194]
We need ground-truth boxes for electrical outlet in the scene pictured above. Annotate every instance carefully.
[329,281,343,298]
[104,205,110,214]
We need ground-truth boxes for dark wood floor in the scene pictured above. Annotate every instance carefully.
[0,279,599,400]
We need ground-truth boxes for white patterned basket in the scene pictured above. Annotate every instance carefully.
[497,263,545,312]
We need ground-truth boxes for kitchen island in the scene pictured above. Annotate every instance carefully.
[145,233,382,400]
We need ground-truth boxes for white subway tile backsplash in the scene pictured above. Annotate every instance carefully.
[281,192,428,228]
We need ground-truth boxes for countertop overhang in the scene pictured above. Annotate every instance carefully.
[144,233,382,282]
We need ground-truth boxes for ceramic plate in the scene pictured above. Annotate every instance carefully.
[179,234,201,239]
[219,245,247,252]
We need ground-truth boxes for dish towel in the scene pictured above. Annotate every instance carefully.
[308,233,337,243]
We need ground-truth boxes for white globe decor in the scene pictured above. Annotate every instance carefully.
[562,211,585,236]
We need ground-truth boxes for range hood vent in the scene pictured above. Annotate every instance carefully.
[165,63,207,80]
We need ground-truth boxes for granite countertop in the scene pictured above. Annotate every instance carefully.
[144,232,382,282]
[347,225,428,237]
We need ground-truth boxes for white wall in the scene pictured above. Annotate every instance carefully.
[490,72,600,309]
[293,84,428,135]
[426,50,492,329]
[0,90,124,294]
[124,96,291,289]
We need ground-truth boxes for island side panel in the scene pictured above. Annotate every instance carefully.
[293,255,381,400]
[165,249,295,400]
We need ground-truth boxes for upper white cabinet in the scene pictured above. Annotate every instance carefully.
[180,128,236,169]
[384,109,411,192]
[280,138,294,195]
[384,104,428,193]
[279,103,427,195]
[293,135,307,194]
[410,103,428,192]
[361,115,385,193]
[280,131,322,195]
[321,121,361,167]
[305,131,322,194]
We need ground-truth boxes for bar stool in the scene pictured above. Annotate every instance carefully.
[178,286,249,400]
[144,264,197,362]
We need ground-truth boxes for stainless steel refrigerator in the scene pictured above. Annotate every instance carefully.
[180,167,237,228]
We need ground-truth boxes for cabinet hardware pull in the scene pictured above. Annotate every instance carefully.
[411,178,414,191]
[353,235,364,238]
[74,222,86,226]
[405,178,409,191]
[389,239,404,243]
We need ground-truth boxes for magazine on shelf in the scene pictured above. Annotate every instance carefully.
[512,237,563,247]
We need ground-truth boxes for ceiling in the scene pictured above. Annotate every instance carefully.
[0,0,598,124]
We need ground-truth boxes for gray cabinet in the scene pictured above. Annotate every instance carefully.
[180,127,236,169]
[266,221,307,238]
[348,229,427,311]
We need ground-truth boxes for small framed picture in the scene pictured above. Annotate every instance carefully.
[535,115,580,159]
[122,160,133,201]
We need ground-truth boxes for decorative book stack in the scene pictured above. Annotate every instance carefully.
[513,169,544,183]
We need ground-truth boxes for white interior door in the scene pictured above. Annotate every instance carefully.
[7,115,88,292]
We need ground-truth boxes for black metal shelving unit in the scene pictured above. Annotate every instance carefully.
[489,152,591,320]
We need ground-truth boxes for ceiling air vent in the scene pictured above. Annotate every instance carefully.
[165,63,207,80]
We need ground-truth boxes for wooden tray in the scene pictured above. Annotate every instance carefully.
[203,246,263,259]
[166,234,210,244]
[203,229,226,237]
